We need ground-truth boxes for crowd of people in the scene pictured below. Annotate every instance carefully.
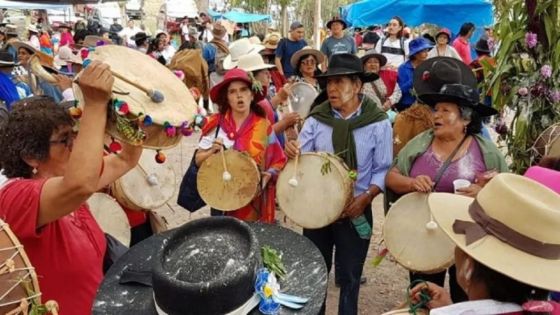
[0,10,558,315]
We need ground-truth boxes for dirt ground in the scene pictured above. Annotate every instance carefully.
[148,130,411,314]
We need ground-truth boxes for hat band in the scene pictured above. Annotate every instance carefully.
[453,200,560,259]
[154,292,260,315]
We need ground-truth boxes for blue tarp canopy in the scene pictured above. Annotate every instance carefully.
[208,9,223,20]
[222,11,271,23]
[341,0,493,32]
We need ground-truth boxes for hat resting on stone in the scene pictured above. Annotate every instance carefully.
[92,217,328,315]
[414,56,497,117]
[315,53,378,83]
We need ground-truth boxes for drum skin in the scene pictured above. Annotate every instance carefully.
[0,219,42,314]
[111,149,176,211]
[72,45,198,150]
[197,150,261,211]
[289,82,318,118]
[533,123,560,158]
[383,192,455,274]
[87,193,131,247]
[276,153,353,229]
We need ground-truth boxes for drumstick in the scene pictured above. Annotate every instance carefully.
[220,146,232,181]
[287,97,300,187]
[111,71,165,103]
[425,193,438,230]
[74,69,164,103]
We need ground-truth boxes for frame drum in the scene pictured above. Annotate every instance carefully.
[197,150,261,211]
[383,192,454,274]
[533,123,560,158]
[87,193,131,247]
[276,152,353,229]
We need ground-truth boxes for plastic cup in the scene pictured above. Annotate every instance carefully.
[453,179,471,193]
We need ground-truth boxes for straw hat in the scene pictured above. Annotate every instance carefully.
[237,53,275,73]
[54,45,82,68]
[290,46,325,69]
[248,36,261,45]
[360,50,387,68]
[82,35,112,48]
[211,22,227,38]
[11,41,36,54]
[223,38,264,70]
[428,173,560,291]
[27,24,40,34]
[263,32,281,49]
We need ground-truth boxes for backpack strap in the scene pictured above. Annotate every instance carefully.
[400,36,406,61]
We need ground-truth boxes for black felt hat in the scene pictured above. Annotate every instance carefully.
[93,217,327,315]
[414,57,497,117]
[0,51,17,68]
[326,17,347,30]
[474,37,491,54]
[316,53,378,83]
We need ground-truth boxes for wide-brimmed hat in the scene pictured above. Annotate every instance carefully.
[92,217,327,314]
[360,50,387,68]
[54,45,82,67]
[315,53,378,83]
[474,37,491,54]
[27,25,40,34]
[263,32,281,49]
[326,17,347,30]
[435,28,451,40]
[210,68,265,104]
[524,166,560,195]
[408,37,433,58]
[414,56,497,117]
[429,173,560,292]
[0,51,17,68]
[211,22,227,38]
[223,38,264,70]
[82,35,112,48]
[11,41,36,54]
[290,46,325,69]
[237,53,275,73]
[58,23,72,30]
[131,32,149,42]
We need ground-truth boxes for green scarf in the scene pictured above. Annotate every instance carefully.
[309,96,388,169]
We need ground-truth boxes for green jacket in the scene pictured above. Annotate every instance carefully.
[383,130,509,213]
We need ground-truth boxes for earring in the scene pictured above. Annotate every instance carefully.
[463,124,467,134]
[32,168,38,175]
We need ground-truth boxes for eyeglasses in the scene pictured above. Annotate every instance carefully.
[49,132,77,148]
[301,59,316,66]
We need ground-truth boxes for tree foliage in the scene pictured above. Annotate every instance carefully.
[486,0,560,173]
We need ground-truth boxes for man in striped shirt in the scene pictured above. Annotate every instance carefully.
[285,53,393,314]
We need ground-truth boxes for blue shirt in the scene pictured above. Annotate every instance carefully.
[396,60,416,111]
[202,43,216,72]
[320,35,357,59]
[298,104,393,196]
[275,38,307,78]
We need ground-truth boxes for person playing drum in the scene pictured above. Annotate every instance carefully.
[195,68,287,223]
[385,57,507,303]
[285,53,393,314]
[409,174,560,314]
[0,61,142,314]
